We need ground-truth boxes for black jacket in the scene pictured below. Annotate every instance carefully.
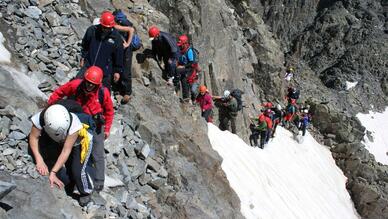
[151,31,179,61]
[81,25,124,77]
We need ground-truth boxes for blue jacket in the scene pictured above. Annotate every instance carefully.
[300,114,311,126]
[81,25,124,78]
[178,47,196,68]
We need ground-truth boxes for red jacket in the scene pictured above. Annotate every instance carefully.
[262,114,273,129]
[196,92,213,111]
[48,79,114,133]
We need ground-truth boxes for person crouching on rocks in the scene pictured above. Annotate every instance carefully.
[28,104,95,206]
[48,66,114,193]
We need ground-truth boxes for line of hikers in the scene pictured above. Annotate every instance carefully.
[27,9,231,207]
[249,86,312,149]
[27,9,309,207]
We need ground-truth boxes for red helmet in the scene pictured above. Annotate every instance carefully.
[263,102,273,108]
[199,85,207,93]
[84,66,103,85]
[177,34,189,46]
[148,26,160,40]
[100,11,115,28]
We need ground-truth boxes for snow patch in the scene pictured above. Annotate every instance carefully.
[346,81,358,90]
[208,124,359,219]
[357,108,388,165]
[0,32,11,63]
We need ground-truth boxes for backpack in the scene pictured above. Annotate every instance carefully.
[230,89,244,111]
[192,47,199,63]
[114,9,142,51]
[130,34,142,51]
[39,99,96,133]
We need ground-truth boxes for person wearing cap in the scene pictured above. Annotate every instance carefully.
[195,85,213,122]
[80,11,124,90]
[213,90,238,133]
[48,66,114,192]
[148,26,179,84]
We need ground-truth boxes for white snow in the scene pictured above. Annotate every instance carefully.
[208,124,359,219]
[356,108,388,165]
[346,81,358,90]
[0,32,11,63]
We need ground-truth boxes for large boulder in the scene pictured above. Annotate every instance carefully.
[0,172,83,219]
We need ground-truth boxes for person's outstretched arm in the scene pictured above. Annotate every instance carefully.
[48,132,78,189]
[29,125,48,176]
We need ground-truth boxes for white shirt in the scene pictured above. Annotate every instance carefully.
[31,112,82,142]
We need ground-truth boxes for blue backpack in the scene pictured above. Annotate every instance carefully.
[114,10,142,51]
[130,34,142,51]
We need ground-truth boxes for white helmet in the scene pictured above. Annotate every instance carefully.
[304,109,309,113]
[276,104,282,110]
[43,104,71,142]
[223,90,230,98]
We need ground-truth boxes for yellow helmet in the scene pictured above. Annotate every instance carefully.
[288,67,294,72]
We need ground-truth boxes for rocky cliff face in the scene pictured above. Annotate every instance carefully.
[228,0,388,218]
[0,0,387,218]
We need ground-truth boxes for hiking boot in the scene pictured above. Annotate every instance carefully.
[79,194,92,207]
[121,95,131,104]
[95,184,104,192]
[167,77,174,86]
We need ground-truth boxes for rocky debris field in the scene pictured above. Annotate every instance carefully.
[0,0,387,218]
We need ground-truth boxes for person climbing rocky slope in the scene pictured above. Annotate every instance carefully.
[0,0,387,218]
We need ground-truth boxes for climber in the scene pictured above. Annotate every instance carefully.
[28,104,94,206]
[48,66,114,192]
[263,109,273,144]
[249,114,267,149]
[111,9,140,104]
[79,11,124,90]
[298,109,312,136]
[213,90,238,134]
[284,66,295,82]
[262,102,273,110]
[285,86,300,104]
[148,26,179,84]
[175,34,200,102]
[283,99,298,129]
[195,85,213,123]
[270,104,284,137]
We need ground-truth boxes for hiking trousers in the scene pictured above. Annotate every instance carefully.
[163,57,177,80]
[113,47,133,96]
[175,68,190,99]
[219,114,237,134]
[249,130,266,148]
[30,133,95,195]
[92,130,105,188]
[201,109,213,123]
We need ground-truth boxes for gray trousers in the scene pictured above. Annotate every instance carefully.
[92,130,105,186]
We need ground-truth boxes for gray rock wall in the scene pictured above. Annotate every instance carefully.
[0,0,387,218]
